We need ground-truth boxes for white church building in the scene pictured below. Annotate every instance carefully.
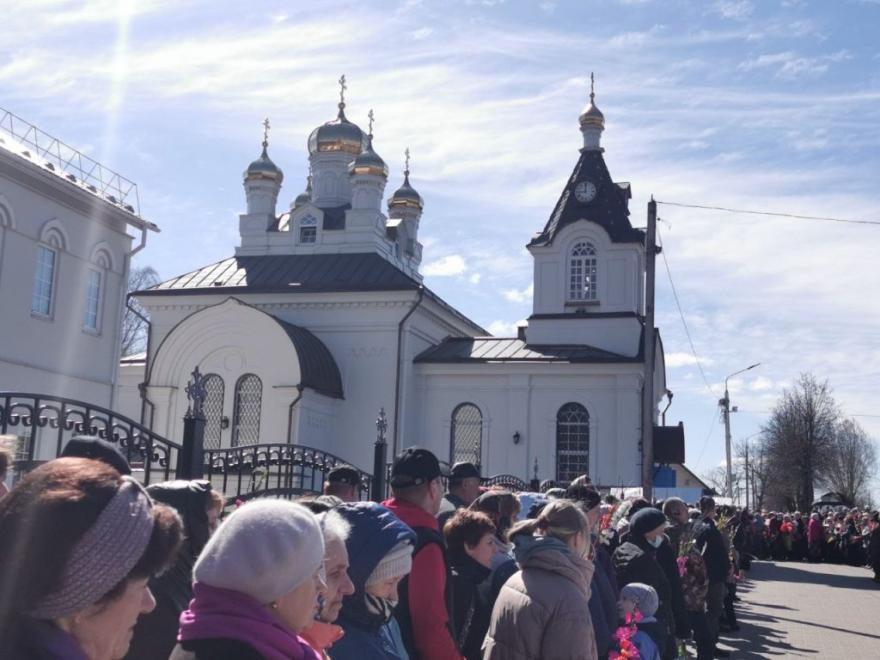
[117,81,671,486]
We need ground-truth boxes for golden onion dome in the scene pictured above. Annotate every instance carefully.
[349,134,388,178]
[307,103,368,155]
[578,73,605,130]
[244,145,284,183]
[388,171,423,210]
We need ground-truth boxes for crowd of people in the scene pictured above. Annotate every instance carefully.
[1,436,879,660]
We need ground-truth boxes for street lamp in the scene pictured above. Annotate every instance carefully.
[721,362,761,499]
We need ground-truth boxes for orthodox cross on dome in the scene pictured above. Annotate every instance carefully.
[590,72,595,103]
[261,117,270,149]
[338,74,347,109]
[404,147,411,176]
[368,108,375,137]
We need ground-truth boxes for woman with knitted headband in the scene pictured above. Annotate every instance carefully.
[170,499,327,660]
[0,457,183,660]
[483,499,598,660]
[330,502,416,660]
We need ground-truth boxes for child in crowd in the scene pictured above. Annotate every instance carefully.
[618,583,662,660]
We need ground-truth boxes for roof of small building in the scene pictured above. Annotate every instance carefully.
[414,336,639,364]
[275,318,343,398]
[135,252,486,334]
[528,148,644,247]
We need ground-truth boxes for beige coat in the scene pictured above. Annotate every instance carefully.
[483,536,598,660]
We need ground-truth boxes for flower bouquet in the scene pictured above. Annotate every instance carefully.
[609,611,643,659]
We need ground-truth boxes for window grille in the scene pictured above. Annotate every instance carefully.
[569,241,597,301]
[299,226,317,243]
[31,245,56,315]
[203,373,225,449]
[450,403,482,466]
[232,374,262,446]
[556,402,590,482]
[83,269,102,330]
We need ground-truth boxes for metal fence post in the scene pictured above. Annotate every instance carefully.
[371,408,388,502]
[178,367,206,479]
[530,457,540,492]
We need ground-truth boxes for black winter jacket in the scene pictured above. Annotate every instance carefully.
[694,518,730,583]
[447,549,493,660]
[612,539,673,647]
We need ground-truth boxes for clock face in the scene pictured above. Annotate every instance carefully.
[574,181,597,203]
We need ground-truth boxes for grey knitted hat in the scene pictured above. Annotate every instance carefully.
[621,583,659,617]
[194,499,324,604]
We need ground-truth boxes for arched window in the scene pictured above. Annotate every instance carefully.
[202,373,225,449]
[450,403,482,467]
[556,402,589,482]
[232,374,262,446]
[569,241,597,302]
[83,250,110,332]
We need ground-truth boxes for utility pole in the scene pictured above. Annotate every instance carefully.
[720,363,761,499]
[744,439,750,510]
[641,198,657,500]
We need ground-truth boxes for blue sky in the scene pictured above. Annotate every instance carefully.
[3,0,879,497]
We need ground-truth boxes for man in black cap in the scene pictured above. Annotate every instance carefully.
[694,496,731,658]
[60,435,132,475]
[322,464,361,503]
[382,447,460,660]
[437,461,483,528]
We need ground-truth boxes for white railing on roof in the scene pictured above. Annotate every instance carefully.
[0,106,140,217]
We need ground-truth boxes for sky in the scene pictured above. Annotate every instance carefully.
[2,0,879,499]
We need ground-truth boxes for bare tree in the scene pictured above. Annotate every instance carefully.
[761,373,839,511]
[736,436,770,511]
[822,419,878,507]
[702,463,744,500]
[120,265,159,357]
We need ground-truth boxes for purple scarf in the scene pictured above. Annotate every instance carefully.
[178,583,320,660]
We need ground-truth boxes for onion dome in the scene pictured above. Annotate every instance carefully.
[578,72,605,131]
[349,111,388,178]
[307,75,367,155]
[292,175,312,209]
[245,144,284,183]
[245,118,283,183]
[388,149,423,211]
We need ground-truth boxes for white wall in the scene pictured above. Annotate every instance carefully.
[0,153,137,407]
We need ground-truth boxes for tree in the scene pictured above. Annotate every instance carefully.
[120,265,159,357]
[822,419,878,507]
[761,373,839,511]
[736,436,770,511]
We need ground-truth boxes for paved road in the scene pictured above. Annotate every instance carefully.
[714,560,880,658]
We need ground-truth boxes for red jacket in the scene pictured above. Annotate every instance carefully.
[382,497,463,660]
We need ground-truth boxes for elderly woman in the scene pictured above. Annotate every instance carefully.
[171,499,327,660]
[331,502,416,660]
[0,457,183,660]
[484,499,598,660]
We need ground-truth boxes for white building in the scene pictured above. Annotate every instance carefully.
[118,82,670,485]
[0,109,157,408]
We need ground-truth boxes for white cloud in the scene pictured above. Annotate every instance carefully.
[738,50,851,79]
[469,272,482,284]
[503,283,533,303]
[714,1,753,19]
[423,254,467,276]
[411,27,433,40]
[665,352,715,368]
[487,319,526,336]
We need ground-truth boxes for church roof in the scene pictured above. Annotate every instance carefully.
[275,318,343,398]
[528,148,644,247]
[414,336,638,364]
[136,253,486,334]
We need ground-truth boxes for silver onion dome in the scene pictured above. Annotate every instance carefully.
[349,134,388,178]
[292,175,312,209]
[244,145,284,183]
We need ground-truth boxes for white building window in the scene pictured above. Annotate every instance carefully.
[299,215,317,244]
[83,269,102,331]
[556,402,590,482]
[569,241,597,302]
[31,245,57,316]
[450,403,482,467]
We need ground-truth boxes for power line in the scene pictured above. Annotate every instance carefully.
[695,406,720,470]
[656,228,716,396]
[655,200,880,227]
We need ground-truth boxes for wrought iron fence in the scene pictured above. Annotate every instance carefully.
[483,474,530,491]
[0,392,180,485]
[204,443,372,505]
